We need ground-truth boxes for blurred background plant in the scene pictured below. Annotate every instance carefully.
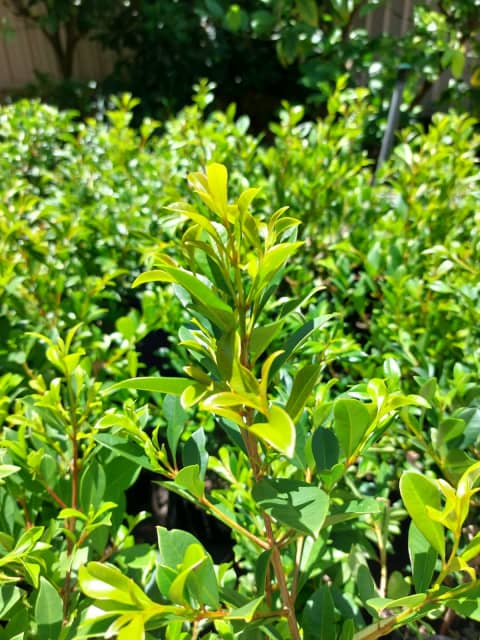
[2,0,480,126]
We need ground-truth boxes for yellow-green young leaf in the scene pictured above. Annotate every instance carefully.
[451,49,465,79]
[231,358,261,396]
[0,464,20,480]
[449,556,476,581]
[165,202,222,243]
[168,563,199,606]
[460,531,480,564]
[249,405,296,457]
[458,461,480,498]
[257,242,304,287]
[109,614,145,640]
[237,187,260,214]
[201,391,263,413]
[400,473,445,560]
[227,595,264,622]
[425,479,458,532]
[206,163,228,216]
[259,351,284,402]
[367,594,426,613]
[188,171,209,193]
[78,562,153,609]
[181,383,209,408]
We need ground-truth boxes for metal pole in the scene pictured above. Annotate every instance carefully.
[374,64,410,182]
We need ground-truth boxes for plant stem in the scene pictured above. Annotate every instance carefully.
[199,495,269,550]
[41,481,68,509]
[292,536,305,599]
[240,428,301,638]
[372,518,388,597]
[264,514,301,640]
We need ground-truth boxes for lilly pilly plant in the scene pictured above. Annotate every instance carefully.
[79,165,480,639]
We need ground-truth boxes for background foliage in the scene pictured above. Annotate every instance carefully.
[3,0,480,123]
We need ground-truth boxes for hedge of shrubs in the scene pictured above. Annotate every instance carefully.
[0,82,479,638]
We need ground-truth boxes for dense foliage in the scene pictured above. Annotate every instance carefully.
[0,84,479,638]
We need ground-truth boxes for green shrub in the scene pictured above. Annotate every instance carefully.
[0,88,479,638]
[78,164,480,639]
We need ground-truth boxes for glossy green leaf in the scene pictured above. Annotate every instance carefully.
[270,316,333,377]
[253,478,329,536]
[449,597,480,622]
[387,571,410,600]
[157,527,202,571]
[250,321,283,361]
[408,522,437,593]
[134,267,235,331]
[311,427,340,472]
[94,434,155,471]
[324,498,381,527]
[105,376,191,396]
[174,465,205,498]
[249,405,296,457]
[183,543,219,609]
[80,459,107,512]
[357,564,379,610]
[156,529,218,609]
[302,584,336,640]
[0,584,21,619]
[286,363,321,421]
[164,394,188,460]
[400,472,445,560]
[255,550,272,595]
[334,398,371,458]
[182,429,208,479]
[34,577,63,640]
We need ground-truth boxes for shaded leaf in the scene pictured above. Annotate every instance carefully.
[253,478,329,535]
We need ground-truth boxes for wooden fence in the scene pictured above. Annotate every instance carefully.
[0,5,115,89]
[0,0,448,103]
